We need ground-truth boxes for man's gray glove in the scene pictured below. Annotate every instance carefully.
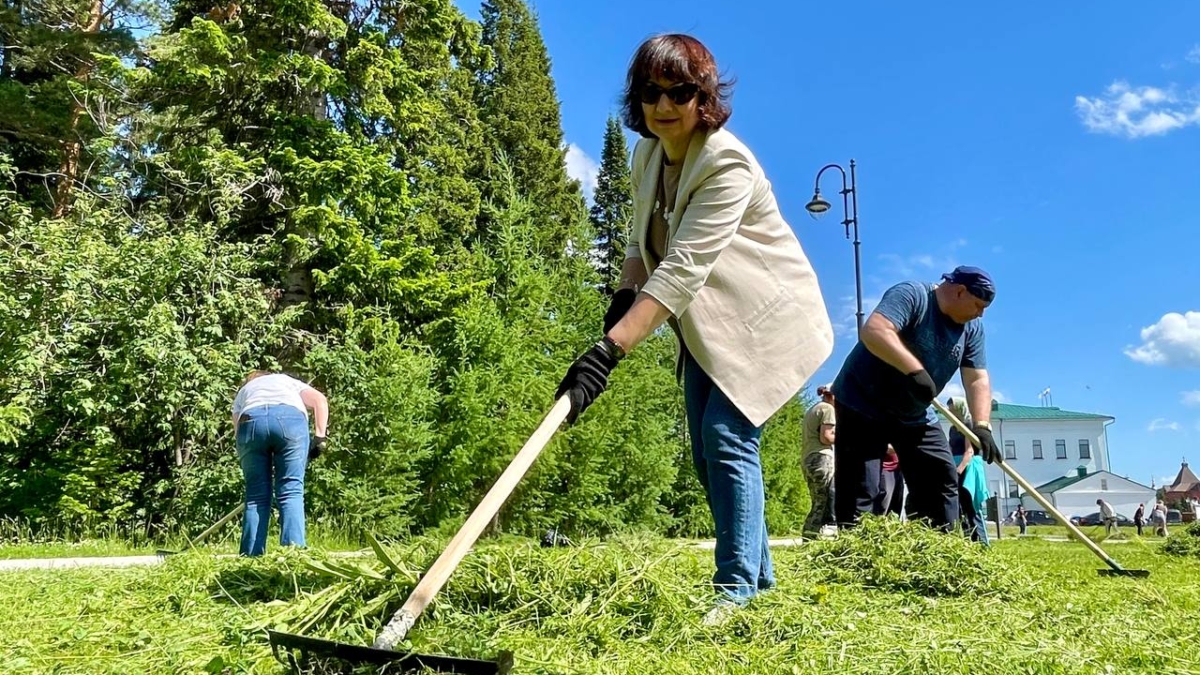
[972,424,1002,464]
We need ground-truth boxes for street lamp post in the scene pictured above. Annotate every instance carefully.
[805,160,863,333]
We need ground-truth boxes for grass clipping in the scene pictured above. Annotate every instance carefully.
[1161,520,1200,558]
[799,516,1023,598]
[258,517,1024,652]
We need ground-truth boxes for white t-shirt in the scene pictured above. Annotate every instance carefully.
[232,374,312,420]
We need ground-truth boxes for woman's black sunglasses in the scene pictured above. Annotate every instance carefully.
[638,82,700,105]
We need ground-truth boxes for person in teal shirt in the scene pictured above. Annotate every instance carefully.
[947,397,990,545]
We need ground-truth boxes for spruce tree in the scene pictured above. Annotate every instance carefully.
[589,116,632,294]
[476,0,582,255]
[0,0,143,215]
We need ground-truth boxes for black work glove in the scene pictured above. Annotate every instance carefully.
[603,288,638,334]
[972,424,1002,464]
[540,527,575,548]
[906,369,938,404]
[310,435,327,461]
[555,337,622,423]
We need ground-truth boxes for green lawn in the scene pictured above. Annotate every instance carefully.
[2,519,1198,674]
[0,522,364,560]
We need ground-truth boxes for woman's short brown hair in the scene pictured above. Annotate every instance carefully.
[621,33,734,138]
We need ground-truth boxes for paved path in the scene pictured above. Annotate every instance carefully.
[0,533,1148,571]
[0,550,369,572]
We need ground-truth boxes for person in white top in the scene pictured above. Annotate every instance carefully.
[232,370,328,556]
[1096,498,1118,536]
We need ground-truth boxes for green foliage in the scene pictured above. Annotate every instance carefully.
[590,116,634,293]
[476,0,583,255]
[0,0,150,214]
[0,167,293,525]
[0,0,812,544]
[761,397,811,535]
[299,313,440,537]
[1161,520,1200,558]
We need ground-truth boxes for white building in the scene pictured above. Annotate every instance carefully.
[937,400,1116,518]
[1027,468,1155,520]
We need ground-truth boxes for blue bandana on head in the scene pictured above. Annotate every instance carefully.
[941,266,995,302]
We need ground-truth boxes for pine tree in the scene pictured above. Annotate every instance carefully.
[0,0,144,215]
[476,0,582,255]
[589,116,632,294]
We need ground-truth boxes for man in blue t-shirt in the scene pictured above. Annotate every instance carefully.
[830,266,1003,532]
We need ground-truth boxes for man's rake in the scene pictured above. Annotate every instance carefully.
[933,399,1149,577]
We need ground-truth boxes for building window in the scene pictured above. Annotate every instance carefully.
[1100,478,1108,491]
[1056,440,1067,459]
[1032,440,1043,459]
[1004,440,1017,460]
[1079,440,1091,459]
[1008,483,1019,498]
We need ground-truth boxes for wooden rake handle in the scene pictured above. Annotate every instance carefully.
[188,503,246,549]
[372,396,573,650]
[931,398,1129,573]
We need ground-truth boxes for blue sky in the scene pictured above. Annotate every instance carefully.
[459,1,1200,487]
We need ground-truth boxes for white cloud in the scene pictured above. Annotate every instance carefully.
[1125,312,1200,367]
[831,293,880,339]
[877,240,969,280]
[1148,418,1181,432]
[878,252,954,279]
[1183,391,1200,407]
[1075,81,1200,138]
[940,382,966,400]
[937,382,1007,404]
[1188,45,1200,65]
[564,143,599,204]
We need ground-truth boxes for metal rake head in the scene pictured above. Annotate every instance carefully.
[268,630,513,674]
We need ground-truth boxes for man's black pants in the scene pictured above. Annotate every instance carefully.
[833,402,960,531]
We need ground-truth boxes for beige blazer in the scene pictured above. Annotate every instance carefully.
[626,128,834,427]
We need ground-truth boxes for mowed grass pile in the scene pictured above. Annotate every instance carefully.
[1161,520,1200,558]
[3,518,1198,674]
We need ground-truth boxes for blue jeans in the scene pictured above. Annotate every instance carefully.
[684,353,774,604]
[236,404,309,556]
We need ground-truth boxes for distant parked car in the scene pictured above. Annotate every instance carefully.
[1003,509,1058,526]
[1024,510,1059,526]
[1166,509,1182,524]
[1072,512,1135,527]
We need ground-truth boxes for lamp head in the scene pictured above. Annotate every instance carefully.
[805,192,832,219]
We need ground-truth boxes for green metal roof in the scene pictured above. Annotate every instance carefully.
[1034,472,1092,493]
[938,402,1113,422]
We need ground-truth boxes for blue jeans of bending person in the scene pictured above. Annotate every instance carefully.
[684,352,775,604]
[236,404,309,556]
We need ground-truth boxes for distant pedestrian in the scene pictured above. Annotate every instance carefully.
[1152,501,1169,537]
[232,370,329,557]
[1097,498,1118,536]
[1014,505,1028,535]
[802,384,837,539]
[1133,503,1145,536]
